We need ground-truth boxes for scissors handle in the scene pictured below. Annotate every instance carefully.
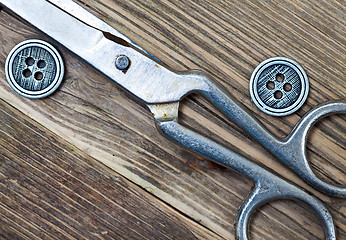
[148,105,335,239]
[236,181,335,240]
[194,72,345,196]
[281,102,346,196]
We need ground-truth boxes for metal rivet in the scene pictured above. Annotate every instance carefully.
[249,57,309,116]
[5,39,64,99]
[115,55,130,70]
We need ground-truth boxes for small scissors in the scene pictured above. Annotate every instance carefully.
[1,0,345,239]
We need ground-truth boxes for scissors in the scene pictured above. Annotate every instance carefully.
[1,0,344,239]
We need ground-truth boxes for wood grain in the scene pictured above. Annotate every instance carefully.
[0,99,217,240]
[0,0,345,239]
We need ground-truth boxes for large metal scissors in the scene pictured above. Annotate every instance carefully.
[1,0,344,239]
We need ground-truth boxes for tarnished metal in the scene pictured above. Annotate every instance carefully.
[249,57,309,116]
[1,0,208,103]
[5,39,64,98]
[149,103,335,240]
[115,55,130,71]
[1,0,344,239]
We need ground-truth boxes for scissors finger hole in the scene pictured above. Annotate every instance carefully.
[249,200,325,240]
[306,114,346,187]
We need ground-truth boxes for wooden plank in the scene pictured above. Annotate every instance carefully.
[0,99,219,240]
[0,0,345,239]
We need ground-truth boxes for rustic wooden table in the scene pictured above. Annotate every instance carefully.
[0,0,345,239]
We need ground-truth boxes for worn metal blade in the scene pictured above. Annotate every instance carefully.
[47,0,157,59]
[2,0,105,54]
[0,0,207,103]
[48,0,132,42]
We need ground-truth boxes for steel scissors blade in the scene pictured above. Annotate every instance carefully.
[1,0,344,239]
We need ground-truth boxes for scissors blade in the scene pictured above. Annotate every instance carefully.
[47,0,158,60]
[2,0,107,57]
[1,0,206,103]
[48,0,131,42]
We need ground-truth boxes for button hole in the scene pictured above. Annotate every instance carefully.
[274,90,283,99]
[23,69,32,78]
[276,73,284,82]
[34,72,43,81]
[37,60,46,68]
[25,57,35,66]
[284,83,292,92]
[266,81,275,90]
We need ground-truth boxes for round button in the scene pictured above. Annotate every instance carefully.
[5,39,64,99]
[249,57,309,116]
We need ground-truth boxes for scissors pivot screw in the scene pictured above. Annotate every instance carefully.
[115,55,130,70]
[5,39,64,99]
[249,57,309,116]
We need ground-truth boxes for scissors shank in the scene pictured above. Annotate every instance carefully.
[150,104,336,240]
[198,78,346,196]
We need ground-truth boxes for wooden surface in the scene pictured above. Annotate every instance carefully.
[0,0,345,239]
